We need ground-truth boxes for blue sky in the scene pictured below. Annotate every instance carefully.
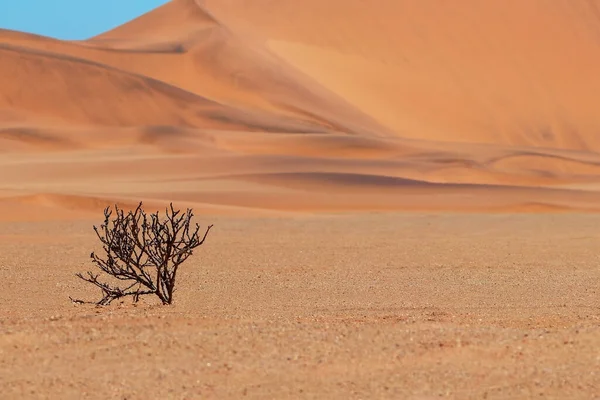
[0,0,169,40]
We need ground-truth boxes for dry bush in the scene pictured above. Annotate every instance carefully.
[71,202,212,305]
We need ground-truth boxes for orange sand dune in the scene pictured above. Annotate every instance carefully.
[2,0,600,218]
[204,0,600,149]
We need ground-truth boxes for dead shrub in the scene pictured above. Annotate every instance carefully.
[71,202,212,305]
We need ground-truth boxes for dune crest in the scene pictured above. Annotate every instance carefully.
[2,0,600,218]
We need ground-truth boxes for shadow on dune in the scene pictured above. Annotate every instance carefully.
[227,171,504,190]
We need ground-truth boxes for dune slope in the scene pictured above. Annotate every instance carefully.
[204,0,600,150]
[2,0,600,216]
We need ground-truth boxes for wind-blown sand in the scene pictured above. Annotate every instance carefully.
[2,0,600,398]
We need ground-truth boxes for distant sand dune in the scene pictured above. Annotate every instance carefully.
[2,0,600,219]
[205,0,600,149]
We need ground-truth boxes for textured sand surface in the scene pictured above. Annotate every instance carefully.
[2,0,600,398]
[2,214,600,399]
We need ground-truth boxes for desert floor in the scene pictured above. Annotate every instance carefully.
[1,212,599,399]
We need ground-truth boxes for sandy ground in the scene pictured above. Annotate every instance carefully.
[1,213,600,399]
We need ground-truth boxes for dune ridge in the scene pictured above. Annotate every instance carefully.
[2,0,600,218]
